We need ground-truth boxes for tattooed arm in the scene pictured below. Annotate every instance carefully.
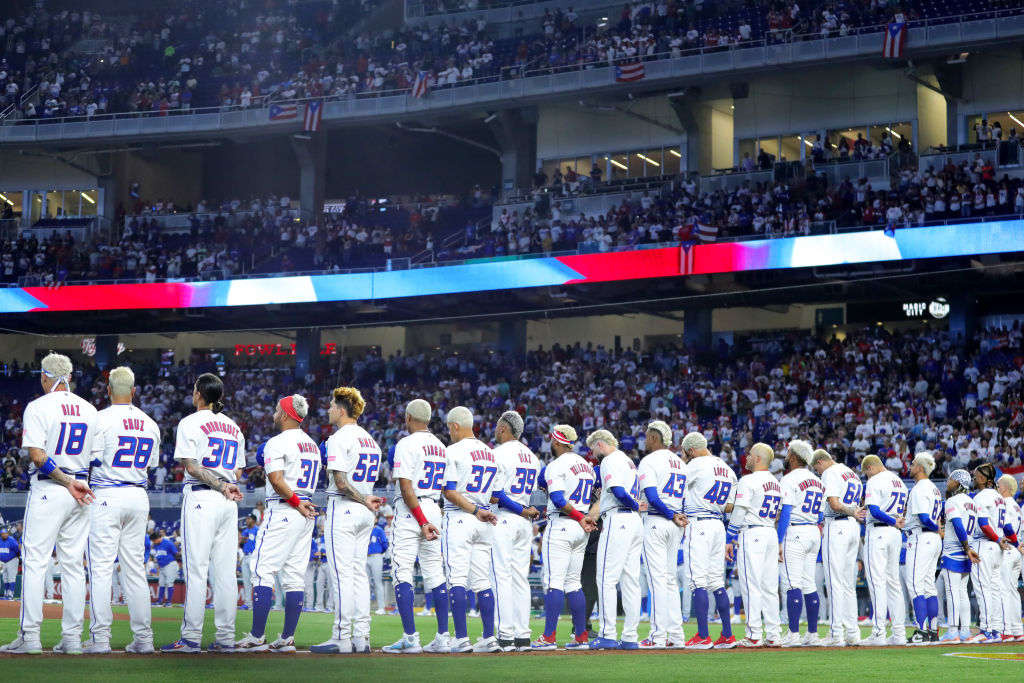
[334,470,382,512]
[181,458,243,501]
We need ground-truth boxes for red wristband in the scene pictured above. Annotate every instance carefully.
[287,493,301,508]
[412,505,429,527]
[569,509,585,523]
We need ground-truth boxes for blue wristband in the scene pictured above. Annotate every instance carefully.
[40,457,57,475]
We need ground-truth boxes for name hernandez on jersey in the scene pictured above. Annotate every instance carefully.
[544,453,596,514]
[174,411,245,485]
[494,440,541,509]
[263,429,321,500]
[780,469,825,523]
[326,424,382,498]
[22,391,98,477]
[90,404,161,487]
[392,431,448,504]
[444,438,499,510]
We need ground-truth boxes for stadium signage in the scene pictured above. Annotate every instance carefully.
[901,297,950,319]
[233,343,339,356]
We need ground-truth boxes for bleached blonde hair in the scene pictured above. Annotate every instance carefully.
[912,452,936,477]
[406,399,431,423]
[680,432,707,452]
[41,352,73,380]
[586,429,619,450]
[446,406,474,429]
[108,366,135,396]
[787,440,813,466]
[647,420,672,447]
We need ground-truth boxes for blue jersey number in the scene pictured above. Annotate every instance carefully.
[801,491,823,514]
[661,473,685,499]
[703,481,732,505]
[629,478,641,501]
[111,436,155,469]
[929,499,941,522]
[759,494,782,519]
[508,468,537,495]
[417,460,446,491]
[966,516,976,535]
[885,491,908,514]
[466,465,497,493]
[55,422,88,456]
[842,482,862,505]
[568,478,594,504]
[352,452,380,483]
[202,438,238,470]
[296,459,317,489]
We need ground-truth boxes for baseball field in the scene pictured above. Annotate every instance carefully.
[0,605,1021,681]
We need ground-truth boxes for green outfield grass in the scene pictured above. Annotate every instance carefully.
[0,606,1020,681]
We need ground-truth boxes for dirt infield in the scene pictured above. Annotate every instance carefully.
[0,600,178,622]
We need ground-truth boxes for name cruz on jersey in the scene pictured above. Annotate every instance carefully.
[90,405,161,487]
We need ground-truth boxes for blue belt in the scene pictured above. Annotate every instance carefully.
[692,515,723,521]
[188,482,230,492]
[791,522,817,526]
[92,481,147,489]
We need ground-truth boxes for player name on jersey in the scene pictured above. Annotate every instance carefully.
[713,466,731,478]
[570,462,594,477]
[761,480,782,494]
[122,418,148,432]
[422,444,445,457]
[798,479,824,492]
[297,441,319,455]
[470,449,495,463]
[199,421,242,437]
[61,404,83,416]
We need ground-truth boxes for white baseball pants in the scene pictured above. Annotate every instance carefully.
[1000,548,1023,636]
[904,530,941,599]
[822,518,860,640]
[943,568,972,634]
[492,512,533,640]
[391,500,444,590]
[19,480,89,642]
[442,510,494,593]
[685,518,726,591]
[864,525,906,640]
[596,509,643,642]
[737,526,781,642]
[179,488,238,645]
[971,539,1004,633]
[250,502,314,594]
[642,514,685,645]
[325,497,374,640]
[87,487,152,645]
[781,524,821,594]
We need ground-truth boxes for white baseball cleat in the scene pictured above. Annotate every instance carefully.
[375,609,386,616]
[53,639,84,655]
[82,639,112,654]
[737,638,762,648]
[310,638,353,654]
[818,635,846,647]
[352,637,370,653]
[268,636,296,653]
[422,633,451,654]
[886,635,907,647]
[779,632,802,648]
[382,633,423,654]
[125,640,156,654]
[449,637,473,653]
[856,635,888,647]
[234,633,267,651]
[0,637,43,654]
[472,636,500,653]
[800,633,822,647]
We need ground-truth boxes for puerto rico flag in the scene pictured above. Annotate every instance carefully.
[614,62,645,82]
[304,100,323,131]
[268,104,298,121]
[882,22,906,58]
[411,71,429,98]
[696,222,719,243]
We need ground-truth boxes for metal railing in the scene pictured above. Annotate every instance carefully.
[3,9,1024,143]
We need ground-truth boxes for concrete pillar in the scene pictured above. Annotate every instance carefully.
[946,294,975,349]
[93,335,119,370]
[669,91,701,174]
[933,63,963,147]
[99,175,118,240]
[683,307,712,351]
[498,319,526,354]
[291,135,327,220]
[494,108,538,197]
[294,328,321,380]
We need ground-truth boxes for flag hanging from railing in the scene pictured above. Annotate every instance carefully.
[696,222,719,242]
[412,71,430,98]
[882,22,906,58]
[304,100,323,131]
[614,62,645,82]
[268,104,298,121]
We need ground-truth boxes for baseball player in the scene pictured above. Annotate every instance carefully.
[776,440,824,647]
[636,421,687,649]
[904,453,942,646]
[531,424,597,650]
[152,530,179,606]
[967,463,1010,643]
[303,533,321,611]
[996,474,1024,642]
[0,527,19,599]
[311,387,384,655]
[315,524,334,612]
[2,353,96,656]
[440,405,500,653]
[383,399,451,655]
[162,373,245,653]
[236,395,320,653]
[859,454,908,646]
[938,470,980,643]
[367,517,389,615]
[85,366,161,654]
[811,448,864,647]
[726,443,783,647]
[239,515,259,609]
[681,432,738,650]
[587,429,644,650]
[489,411,541,652]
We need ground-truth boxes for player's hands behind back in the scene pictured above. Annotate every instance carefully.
[521,506,540,520]
[365,495,384,512]
[221,482,244,502]
[476,507,498,525]
[297,500,318,520]
[67,479,94,506]
[421,522,440,541]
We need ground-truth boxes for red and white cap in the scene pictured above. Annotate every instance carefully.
[550,424,578,446]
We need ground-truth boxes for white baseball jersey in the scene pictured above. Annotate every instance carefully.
[443,437,499,510]
[173,410,245,484]
[543,452,595,514]
[598,449,640,514]
[493,439,541,508]
[864,470,907,524]
[779,467,825,523]
[972,488,1006,539]
[904,478,941,532]
[262,428,321,500]
[22,389,98,477]
[683,455,737,516]
[732,470,784,527]
[89,404,161,487]
[637,449,686,513]
[326,423,382,497]
[391,429,448,503]
[821,463,863,518]
[1004,497,1023,538]
[942,493,976,560]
